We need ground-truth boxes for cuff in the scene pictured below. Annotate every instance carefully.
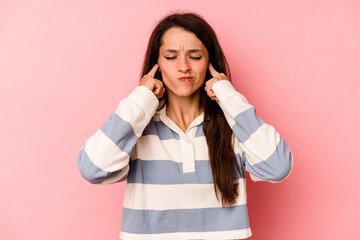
[125,85,159,121]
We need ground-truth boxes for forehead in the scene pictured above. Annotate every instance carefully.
[159,27,206,51]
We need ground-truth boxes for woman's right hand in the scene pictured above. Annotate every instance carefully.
[139,64,165,99]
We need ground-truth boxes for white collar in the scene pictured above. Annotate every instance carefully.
[155,104,204,136]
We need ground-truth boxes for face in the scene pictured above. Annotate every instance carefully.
[157,27,209,98]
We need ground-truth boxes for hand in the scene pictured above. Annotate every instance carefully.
[139,64,165,99]
[205,63,229,102]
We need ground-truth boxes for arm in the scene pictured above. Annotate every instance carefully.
[212,80,293,183]
[77,86,159,184]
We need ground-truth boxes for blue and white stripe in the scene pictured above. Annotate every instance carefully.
[122,178,247,210]
[77,86,159,184]
[77,80,293,240]
[213,80,293,182]
[121,204,250,234]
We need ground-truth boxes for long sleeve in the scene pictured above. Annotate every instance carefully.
[77,86,159,184]
[212,80,293,183]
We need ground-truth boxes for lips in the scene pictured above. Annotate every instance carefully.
[178,77,193,82]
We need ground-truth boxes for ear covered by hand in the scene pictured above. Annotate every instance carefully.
[139,62,229,101]
[204,63,229,102]
[139,64,165,99]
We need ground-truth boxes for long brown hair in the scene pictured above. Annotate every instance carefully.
[140,11,242,207]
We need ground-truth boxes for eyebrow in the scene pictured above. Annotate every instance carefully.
[164,49,203,53]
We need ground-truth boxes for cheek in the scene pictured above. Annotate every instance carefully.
[159,64,177,83]
[159,66,171,80]
[158,65,172,85]
[196,62,208,77]
[158,60,171,74]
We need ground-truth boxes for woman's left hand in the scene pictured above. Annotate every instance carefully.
[205,63,229,102]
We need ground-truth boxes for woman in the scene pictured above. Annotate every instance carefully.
[77,11,293,240]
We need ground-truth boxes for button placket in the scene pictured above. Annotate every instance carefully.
[182,136,195,173]
[156,108,203,174]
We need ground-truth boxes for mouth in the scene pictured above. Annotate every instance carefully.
[178,77,193,82]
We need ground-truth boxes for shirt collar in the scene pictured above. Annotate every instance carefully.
[155,104,205,133]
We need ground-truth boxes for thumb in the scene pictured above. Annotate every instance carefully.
[152,80,164,97]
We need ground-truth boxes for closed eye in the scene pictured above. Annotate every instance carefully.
[164,56,202,60]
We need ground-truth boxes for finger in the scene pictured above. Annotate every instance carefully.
[158,87,166,98]
[153,81,162,92]
[153,86,161,96]
[209,94,218,102]
[147,64,159,78]
[218,73,229,80]
[155,87,165,98]
[204,86,210,96]
[205,85,218,102]
[153,81,164,96]
[205,85,214,94]
[206,89,215,98]
[208,63,219,78]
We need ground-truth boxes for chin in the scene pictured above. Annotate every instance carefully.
[172,88,202,98]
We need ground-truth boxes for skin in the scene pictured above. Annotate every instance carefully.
[139,27,229,132]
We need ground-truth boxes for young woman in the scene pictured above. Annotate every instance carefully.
[77,11,293,240]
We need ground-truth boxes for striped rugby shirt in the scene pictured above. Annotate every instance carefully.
[77,80,293,240]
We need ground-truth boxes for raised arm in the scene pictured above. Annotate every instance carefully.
[77,86,159,184]
[77,64,164,184]
[212,80,293,182]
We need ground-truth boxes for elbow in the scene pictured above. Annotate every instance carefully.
[270,150,293,182]
[77,165,103,184]
[247,149,293,183]
[77,147,127,184]
[269,137,293,182]
[78,169,103,184]
[77,148,108,184]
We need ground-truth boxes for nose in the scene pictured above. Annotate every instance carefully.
[177,56,191,73]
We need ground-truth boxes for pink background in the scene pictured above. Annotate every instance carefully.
[1,0,359,239]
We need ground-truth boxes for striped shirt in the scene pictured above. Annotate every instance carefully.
[77,80,293,240]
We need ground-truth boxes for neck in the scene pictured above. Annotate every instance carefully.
[166,90,203,133]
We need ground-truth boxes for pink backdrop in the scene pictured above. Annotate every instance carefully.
[1,0,359,239]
